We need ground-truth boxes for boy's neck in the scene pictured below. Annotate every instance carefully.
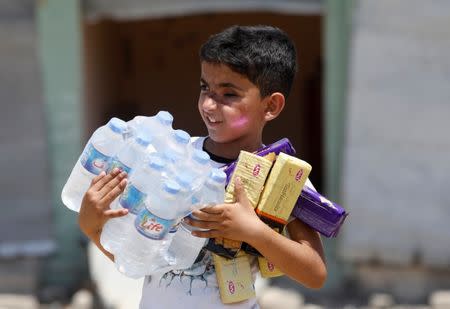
[204,136,264,160]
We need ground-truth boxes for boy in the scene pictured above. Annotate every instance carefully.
[79,25,326,308]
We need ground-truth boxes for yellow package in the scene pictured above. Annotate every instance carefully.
[209,151,273,257]
[258,256,284,278]
[257,225,287,277]
[213,252,256,304]
[224,151,273,207]
[256,152,311,225]
[222,238,242,250]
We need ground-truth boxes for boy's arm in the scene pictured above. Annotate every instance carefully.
[247,217,326,289]
[78,168,129,262]
[85,227,116,262]
[185,177,327,289]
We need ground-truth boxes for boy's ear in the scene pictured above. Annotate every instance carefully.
[264,92,285,122]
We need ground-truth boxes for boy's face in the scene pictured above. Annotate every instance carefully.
[198,61,267,145]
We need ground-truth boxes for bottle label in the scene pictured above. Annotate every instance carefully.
[80,143,110,175]
[108,158,132,174]
[119,183,147,214]
[135,209,174,240]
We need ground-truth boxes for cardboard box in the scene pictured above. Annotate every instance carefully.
[256,152,311,226]
[213,252,256,304]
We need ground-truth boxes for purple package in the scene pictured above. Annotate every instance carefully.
[223,138,296,184]
[221,138,348,237]
[292,185,348,237]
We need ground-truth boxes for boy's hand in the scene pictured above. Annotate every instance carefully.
[78,168,129,239]
[185,177,265,243]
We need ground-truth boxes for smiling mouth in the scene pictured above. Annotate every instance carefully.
[205,115,222,124]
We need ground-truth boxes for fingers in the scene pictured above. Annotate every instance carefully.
[198,204,224,214]
[191,209,221,221]
[91,168,122,191]
[98,171,127,198]
[233,177,247,202]
[104,208,129,219]
[184,217,217,230]
[191,230,221,238]
[101,178,127,204]
[91,171,106,186]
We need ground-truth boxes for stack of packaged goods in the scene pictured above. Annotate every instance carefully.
[211,144,348,304]
[61,111,348,292]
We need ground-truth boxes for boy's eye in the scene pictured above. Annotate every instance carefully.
[223,93,237,98]
[200,84,208,91]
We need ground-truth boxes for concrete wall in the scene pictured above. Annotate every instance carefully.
[339,0,450,302]
[0,0,53,256]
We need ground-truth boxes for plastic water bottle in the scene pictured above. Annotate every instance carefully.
[107,133,152,175]
[168,168,227,270]
[100,146,164,255]
[184,149,212,182]
[162,129,191,165]
[166,225,208,270]
[135,179,182,240]
[100,155,166,254]
[129,111,174,151]
[174,171,197,215]
[61,117,127,212]
[190,168,227,216]
[149,171,198,266]
[120,154,167,214]
[115,180,182,278]
[100,205,135,255]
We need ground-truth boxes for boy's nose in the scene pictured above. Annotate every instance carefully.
[202,95,218,112]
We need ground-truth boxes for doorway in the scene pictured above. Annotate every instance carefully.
[83,12,324,189]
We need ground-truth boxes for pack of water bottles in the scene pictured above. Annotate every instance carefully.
[61,111,226,278]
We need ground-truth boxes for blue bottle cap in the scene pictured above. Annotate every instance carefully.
[210,168,226,184]
[156,111,174,126]
[174,129,190,144]
[135,133,152,147]
[108,117,127,134]
[163,179,181,195]
[192,149,210,165]
[148,156,166,171]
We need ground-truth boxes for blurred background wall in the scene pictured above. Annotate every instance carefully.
[339,0,450,303]
[0,0,449,307]
[0,0,54,294]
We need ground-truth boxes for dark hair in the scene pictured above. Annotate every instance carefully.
[199,25,297,99]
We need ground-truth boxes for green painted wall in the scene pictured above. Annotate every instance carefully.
[324,0,353,201]
[322,0,354,291]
